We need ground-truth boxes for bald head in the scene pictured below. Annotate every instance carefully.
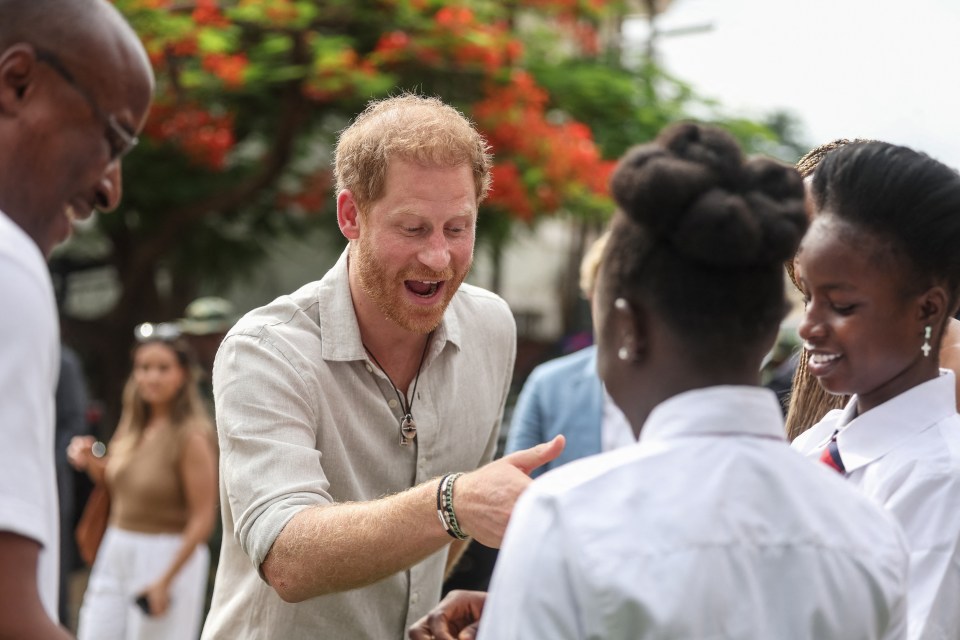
[0,0,154,255]
[2,0,133,47]
[0,0,153,86]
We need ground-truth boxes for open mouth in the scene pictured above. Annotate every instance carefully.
[405,280,442,298]
[809,352,841,366]
[805,346,843,376]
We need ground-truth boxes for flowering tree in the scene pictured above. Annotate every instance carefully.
[54,0,624,421]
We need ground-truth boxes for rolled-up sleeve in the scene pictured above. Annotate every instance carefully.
[214,330,333,576]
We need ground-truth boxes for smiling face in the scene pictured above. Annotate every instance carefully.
[796,215,934,413]
[132,342,187,409]
[349,158,477,335]
[0,11,153,256]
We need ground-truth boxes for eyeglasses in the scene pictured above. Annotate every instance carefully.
[134,322,182,342]
[34,48,139,162]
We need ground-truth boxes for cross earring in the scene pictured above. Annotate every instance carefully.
[922,325,932,357]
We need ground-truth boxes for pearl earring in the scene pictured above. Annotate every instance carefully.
[614,298,629,311]
[618,346,630,361]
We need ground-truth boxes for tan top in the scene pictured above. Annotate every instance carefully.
[106,421,212,534]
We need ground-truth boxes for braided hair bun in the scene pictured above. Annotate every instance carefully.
[610,123,807,269]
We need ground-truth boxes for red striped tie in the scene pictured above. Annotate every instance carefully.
[819,429,845,474]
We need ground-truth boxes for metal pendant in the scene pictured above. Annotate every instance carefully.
[399,414,417,446]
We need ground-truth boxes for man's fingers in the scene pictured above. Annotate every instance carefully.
[501,434,566,475]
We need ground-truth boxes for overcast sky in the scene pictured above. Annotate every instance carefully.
[623,0,960,170]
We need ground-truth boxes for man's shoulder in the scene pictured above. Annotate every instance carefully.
[453,282,511,313]
[0,215,57,347]
[0,212,49,292]
[449,282,515,340]
[228,279,325,339]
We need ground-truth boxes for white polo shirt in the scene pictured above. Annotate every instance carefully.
[0,209,60,620]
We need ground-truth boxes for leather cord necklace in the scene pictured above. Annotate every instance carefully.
[363,336,430,446]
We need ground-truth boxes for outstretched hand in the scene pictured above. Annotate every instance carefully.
[452,435,564,548]
[408,589,486,640]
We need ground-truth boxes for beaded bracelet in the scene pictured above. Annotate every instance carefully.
[436,474,454,537]
[435,472,468,540]
[443,472,468,540]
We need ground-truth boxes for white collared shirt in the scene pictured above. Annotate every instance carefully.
[793,371,960,640]
[480,386,909,640]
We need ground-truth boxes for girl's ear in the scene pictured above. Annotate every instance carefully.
[918,284,949,327]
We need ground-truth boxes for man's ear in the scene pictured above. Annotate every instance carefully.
[337,190,361,240]
[0,45,36,116]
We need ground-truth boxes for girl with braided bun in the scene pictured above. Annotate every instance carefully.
[413,123,909,640]
[791,140,960,639]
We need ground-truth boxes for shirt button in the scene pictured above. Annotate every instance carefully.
[411,592,419,605]
[388,399,399,408]
[365,364,373,373]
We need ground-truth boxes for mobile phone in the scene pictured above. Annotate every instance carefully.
[134,594,151,615]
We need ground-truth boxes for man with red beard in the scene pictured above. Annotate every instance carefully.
[203,94,564,640]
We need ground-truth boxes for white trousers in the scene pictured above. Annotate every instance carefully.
[77,526,209,640]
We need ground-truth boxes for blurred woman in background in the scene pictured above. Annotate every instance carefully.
[69,325,217,639]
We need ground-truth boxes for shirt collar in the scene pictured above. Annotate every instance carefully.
[833,370,957,472]
[639,386,786,444]
[316,246,461,362]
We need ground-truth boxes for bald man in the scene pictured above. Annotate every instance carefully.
[0,1,153,636]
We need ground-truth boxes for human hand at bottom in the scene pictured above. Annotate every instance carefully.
[408,590,486,640]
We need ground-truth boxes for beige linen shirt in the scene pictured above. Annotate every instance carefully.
[201,249,516,640]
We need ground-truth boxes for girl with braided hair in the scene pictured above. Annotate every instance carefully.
[791,140,960,639]
[785,139,960,442]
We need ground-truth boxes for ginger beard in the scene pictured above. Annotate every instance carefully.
[353,231,471,335]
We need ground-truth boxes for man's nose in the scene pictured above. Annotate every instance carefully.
[418,232,451,272]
